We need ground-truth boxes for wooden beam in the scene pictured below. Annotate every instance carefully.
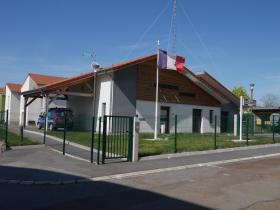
[48,94,67,105]
[56,91,93,98]
[26,97,37,107]
[85,82,93,92]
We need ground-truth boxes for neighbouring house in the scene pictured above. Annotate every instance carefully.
[195,71,239,133]
[4,83,21,125]
[0,87,5,112]
[19,73,66,126]
[21,54,230,133]
[252,106,280,133]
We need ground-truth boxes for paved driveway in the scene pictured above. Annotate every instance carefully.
[9,125,95,162]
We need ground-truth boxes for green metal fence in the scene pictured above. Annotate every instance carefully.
[0,110,8,145]
[97,116,133,164]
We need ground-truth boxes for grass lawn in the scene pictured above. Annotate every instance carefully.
[0,128,38,146]
[47,130,280,157]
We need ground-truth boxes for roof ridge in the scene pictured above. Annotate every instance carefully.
[28,73,66,79]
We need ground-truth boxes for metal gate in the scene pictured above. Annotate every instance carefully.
[97,116,133,164]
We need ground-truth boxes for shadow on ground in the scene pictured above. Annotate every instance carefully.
[0,166,212,210]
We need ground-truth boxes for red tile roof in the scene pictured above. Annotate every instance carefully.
[6,83,22,93]
[20,54,227,104]
[39,54,157,93]
[28,73,66,86]
[0,87,4,94]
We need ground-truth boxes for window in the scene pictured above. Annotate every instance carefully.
[102,103,106,116]
[209,110,214,124]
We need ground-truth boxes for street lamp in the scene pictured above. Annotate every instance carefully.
[250,83,255,100]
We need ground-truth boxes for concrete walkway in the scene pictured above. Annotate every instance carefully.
[9,126,95,163]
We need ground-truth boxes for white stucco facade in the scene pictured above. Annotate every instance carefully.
[136,100,221,133]
[19,76,66,126]
[94,75,114,130]
[5,87,20,125]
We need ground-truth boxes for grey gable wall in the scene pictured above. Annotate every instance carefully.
[112,65,137,116]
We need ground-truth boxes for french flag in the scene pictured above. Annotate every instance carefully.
[158,50,186,73]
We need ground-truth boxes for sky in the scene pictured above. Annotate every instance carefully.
[0,0,280,104]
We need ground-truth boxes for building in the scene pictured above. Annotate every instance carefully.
[0,87,5,112]
[4,83,21,124]
[19,73,66,126]
[252,106,280,133]
[196,71,239,133]
[21,54,233,134]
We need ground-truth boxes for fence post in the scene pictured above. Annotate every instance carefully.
[43,112,47,144]
[101,116,107,164]
[128,117,134,162]
[20,125,24,145]
[132,116,139,162]
[97,117,102,165]
[63,111,67,155]
[174,115,177,153]
[272,115,275,144]
[5,110,8,145]
[90,116,95,163]
[246,115,249,146]
[214,115,217,149]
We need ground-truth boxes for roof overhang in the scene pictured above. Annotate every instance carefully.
[182,69,228,104]
[21,54,227,104]
[21,54,156,98]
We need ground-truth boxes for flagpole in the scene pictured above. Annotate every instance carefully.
[154,40,160,140]
[239,96,243,141]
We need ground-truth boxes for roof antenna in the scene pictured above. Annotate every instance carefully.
[169,0,177,54]
[83,52,100,70]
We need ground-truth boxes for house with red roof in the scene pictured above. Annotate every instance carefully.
[21,54,234,133]
[4,83,22,124]
[19,73,66,126]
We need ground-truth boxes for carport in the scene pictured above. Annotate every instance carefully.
[21,72,95,131]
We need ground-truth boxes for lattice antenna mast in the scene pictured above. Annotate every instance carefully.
[83,52,100,69]
[170,0,177,54]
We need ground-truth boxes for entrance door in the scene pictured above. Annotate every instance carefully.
[160,106,170,134]
[193,109,202,133]
[221,111,229,133]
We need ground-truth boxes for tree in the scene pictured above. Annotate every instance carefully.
[261,94,280,107]
[232,86,250,99]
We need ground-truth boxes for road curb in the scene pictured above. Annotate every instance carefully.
[0,178,88,185]
[140,143,280,161]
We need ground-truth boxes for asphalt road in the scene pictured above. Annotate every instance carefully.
[1,154,280,210]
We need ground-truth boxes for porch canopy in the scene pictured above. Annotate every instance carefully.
[252,106,280,120]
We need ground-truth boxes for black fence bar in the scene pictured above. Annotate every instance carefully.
[43,112,47,144]
[20,125,24,145]
[90,116,95,163]
[272,115,275,144]
[214,115,217,149]
[128,117,133,161]
[246,115,249,146]
[63,111,67,155]
[5,110,8,145]
[102,116,107,164]
[174,115,177,153]
[97,117,102,165]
